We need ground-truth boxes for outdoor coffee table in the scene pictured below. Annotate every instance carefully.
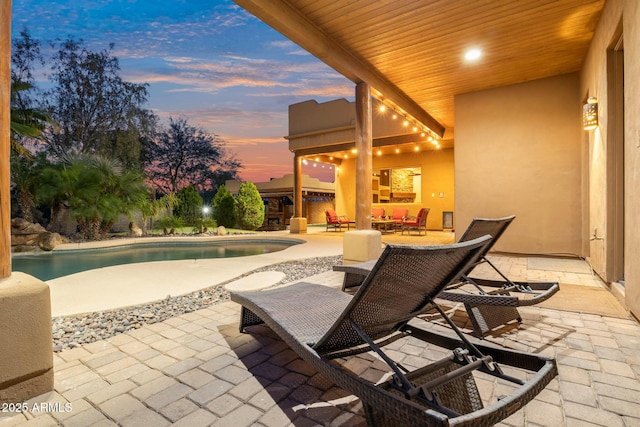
[372,219,396,233]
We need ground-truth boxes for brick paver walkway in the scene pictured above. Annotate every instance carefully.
[2,263,639,426]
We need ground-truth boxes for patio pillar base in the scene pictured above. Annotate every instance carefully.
[343,230,382,264]
[0,272,54,402]
[289,217,307,234]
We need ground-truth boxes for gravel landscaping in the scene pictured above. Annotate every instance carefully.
[51,255,342,352]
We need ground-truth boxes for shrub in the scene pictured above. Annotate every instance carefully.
[213,185,236,228]
[193,217,217,234]
[175,185,203,225]
[153,216,183,235]
[235,181,265,230]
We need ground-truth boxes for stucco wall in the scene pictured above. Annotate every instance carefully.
[336,148,454,230]
[454,73,582,254]
[580,0,623,283]
[580,0,640,317]
[582,0,640,317]
[308,200,334,225]
[624,0,640,317]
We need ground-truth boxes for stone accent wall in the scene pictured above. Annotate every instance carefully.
[391,169,416,203]
[392,169,413,193]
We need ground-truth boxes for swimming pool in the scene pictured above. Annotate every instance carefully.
[12,239,299,281]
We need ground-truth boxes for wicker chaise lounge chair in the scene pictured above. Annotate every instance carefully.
[335,216,560,337]
[230,237,557,426]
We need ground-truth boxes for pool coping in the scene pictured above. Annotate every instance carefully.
[49,233,306,252]
[44,232,344,317]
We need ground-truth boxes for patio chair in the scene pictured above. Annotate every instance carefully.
[389,207,408,231]
[371,207,385,219]
[231,236,557,427]
[335,215,560,337]
[325,208,351,231]
[401,207,430,235]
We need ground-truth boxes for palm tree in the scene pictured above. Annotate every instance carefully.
[10,152,47,222]
[9,82,52,223]
[37,154,149,240]
[10,81,50,158]
[139,192,178,235]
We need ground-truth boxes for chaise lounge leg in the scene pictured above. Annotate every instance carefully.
[239,307,264,333]
[465,303,522,338]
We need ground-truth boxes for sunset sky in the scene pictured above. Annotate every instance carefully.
[10,0,352,182]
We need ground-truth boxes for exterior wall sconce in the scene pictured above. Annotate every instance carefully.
[583,97,598,130]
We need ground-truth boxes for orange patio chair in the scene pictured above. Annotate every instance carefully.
[371,207,385,219]
[390,207,408,229]
[401,207,430,235]
[325,208,351,231]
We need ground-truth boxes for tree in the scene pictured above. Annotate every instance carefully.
[42,37,156,168]
[213,185,236,228]
[235,182,264,230]
[175,185,203,225]
[10,30,49,157]
[139,192,178,236]
[10,82,50,157]
[10,152,49,222]
[37,154,148,240]
[144,118,242,195]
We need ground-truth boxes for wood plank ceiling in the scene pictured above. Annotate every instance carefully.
[233,0,605,141]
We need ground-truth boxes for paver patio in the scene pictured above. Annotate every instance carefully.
[2,232,638,426]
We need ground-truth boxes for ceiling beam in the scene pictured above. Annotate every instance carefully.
[233,0,445,137]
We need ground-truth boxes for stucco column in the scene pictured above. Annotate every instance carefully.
[0,3,54,402]
[293,153,302,217]
[290,153,307,233]
[354,82,372,230]
[1,0,11,279]
[343,82,380,264]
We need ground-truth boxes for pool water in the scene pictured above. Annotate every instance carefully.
[12,240,297,281]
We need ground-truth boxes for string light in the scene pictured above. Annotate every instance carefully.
[372,94,446,154]
[351,148,357,154]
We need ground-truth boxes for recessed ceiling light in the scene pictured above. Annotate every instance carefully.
[464,48,482,61]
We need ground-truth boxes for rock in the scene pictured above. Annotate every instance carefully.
[217,225,227,236]
[11,217,47,246]
[128,222,143,237]
[38,232,63,251]
[11,217,46,234]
